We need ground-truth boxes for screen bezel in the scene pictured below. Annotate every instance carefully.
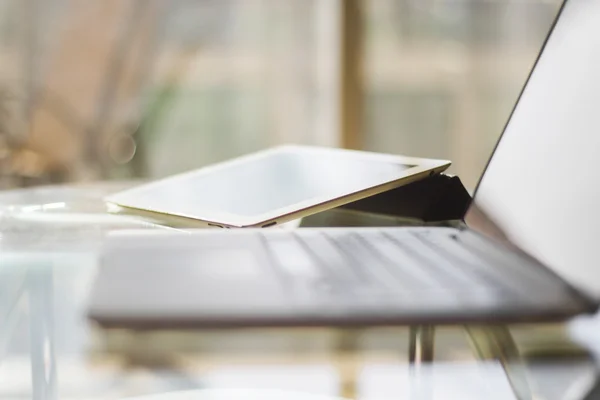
[105,145,450,228]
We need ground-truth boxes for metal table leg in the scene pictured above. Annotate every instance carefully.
[408,325,435,364]
[29,268,57,400]
[465,325,533,400]
[407,326,435,400]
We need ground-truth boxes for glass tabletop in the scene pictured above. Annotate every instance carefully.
[0,182,599,400]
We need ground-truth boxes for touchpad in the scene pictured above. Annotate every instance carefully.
[185,248,265,280]
[88,233,289,322]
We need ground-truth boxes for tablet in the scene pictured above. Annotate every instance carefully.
[105,145,450,228]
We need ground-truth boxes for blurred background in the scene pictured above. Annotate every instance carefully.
[0,0,562,192]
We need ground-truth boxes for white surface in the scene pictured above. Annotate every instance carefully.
[357,361,516,400]
[125,389,348,400]
[0,359,516,400]
[125,362,516,400]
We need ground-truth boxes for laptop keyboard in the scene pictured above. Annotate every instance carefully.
[260,228,567,306]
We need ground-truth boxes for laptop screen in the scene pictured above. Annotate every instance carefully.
[465,0,600,300]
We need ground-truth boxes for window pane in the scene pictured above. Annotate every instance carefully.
[363,0,562,190]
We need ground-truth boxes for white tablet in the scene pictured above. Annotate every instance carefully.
[105,145,450,228]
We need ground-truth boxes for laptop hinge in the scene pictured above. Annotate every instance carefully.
[340,173,472,223]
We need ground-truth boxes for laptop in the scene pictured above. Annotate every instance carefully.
[88,0,600,328]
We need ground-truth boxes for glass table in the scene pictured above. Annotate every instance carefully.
[0,182,599,400]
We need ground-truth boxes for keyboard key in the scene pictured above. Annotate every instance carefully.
[379,231,478,288]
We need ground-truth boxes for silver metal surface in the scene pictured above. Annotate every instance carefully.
[408,325,435,364]
[466,326,533,400]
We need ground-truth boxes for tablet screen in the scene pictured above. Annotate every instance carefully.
[106,146,448,226]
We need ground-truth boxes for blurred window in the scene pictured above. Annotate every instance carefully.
[0,0,562,190]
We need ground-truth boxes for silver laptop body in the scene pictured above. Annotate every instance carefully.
[89,0,600,328]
